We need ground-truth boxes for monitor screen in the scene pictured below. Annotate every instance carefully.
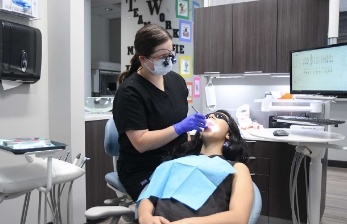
[290,43,347,97]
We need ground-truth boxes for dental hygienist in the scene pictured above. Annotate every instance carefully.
[113,24,207,201]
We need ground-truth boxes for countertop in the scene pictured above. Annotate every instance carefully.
[85,112,112,121]
[240,129,266,141]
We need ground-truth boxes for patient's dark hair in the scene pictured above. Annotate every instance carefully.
[164,110,249,163]
[118,23,172,84]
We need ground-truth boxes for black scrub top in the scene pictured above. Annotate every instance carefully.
[113,71,189,200]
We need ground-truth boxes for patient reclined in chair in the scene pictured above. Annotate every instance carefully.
[136,155,262,224]
[85,118,261,224]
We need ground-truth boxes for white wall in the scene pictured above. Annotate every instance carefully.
[91,13,110,62]
[0,0,87,223]
[110,18,121,63]
[85,0,92,98]
[47,0,86,223]
[0,2,50,223]
[200,76,291,125]
[340,0,347,12]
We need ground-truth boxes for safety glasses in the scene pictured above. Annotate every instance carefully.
[149,49,177,67]
[205,112,232,130]
[150,49,176,60]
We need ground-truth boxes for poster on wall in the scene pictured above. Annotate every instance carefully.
[176,0,189,20]
[186,82,193,103]
[193,76,201,98]
[179,20,192,43]
[179,55,192,78]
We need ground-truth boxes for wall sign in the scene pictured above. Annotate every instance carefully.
[193,76,201,98]
[179,20,192,43]
[179,55,192,78]
[186,81,193,103]
[176,0,189,20]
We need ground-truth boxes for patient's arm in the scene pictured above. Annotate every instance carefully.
[171,162,253,224]
[138,198,170,224]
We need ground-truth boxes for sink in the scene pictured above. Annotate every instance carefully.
[84,97,113,113]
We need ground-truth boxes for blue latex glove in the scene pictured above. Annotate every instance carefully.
[173,113,207,135]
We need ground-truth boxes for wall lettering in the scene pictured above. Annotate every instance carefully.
[137,15,144,24]
[146,0,162,15]
[173,44,185,54]
[159,13,165,22]
[133,8,139,17]
[165,21,172,30]
[126,0,136,12]
[125,0,184,57]
[172,29,179,38]
[127,46,134,55]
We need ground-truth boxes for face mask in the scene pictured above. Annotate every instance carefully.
[144,58,172,76]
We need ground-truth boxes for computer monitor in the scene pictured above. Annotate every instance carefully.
[290,43,347,97]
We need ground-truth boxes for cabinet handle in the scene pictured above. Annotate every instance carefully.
[244,71,262,74]
[246,140,256,143]
[204,72,220,74]
[250,173,256,176]
[248,157,256,160]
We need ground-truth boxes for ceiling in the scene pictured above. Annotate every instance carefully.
[91,0,121,19]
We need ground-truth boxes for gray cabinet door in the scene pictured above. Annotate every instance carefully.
[232,0,277,73]
[277,0,329,73]
[194,0,328,74]
[194,5,233,74]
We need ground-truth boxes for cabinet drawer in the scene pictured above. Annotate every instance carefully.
[247,157,269,175]
[246,141,270,158]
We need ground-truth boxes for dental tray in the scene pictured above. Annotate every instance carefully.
[0,139,66,155]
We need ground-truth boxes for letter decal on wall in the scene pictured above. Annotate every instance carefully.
[126,0,136,12]
[127,46,134,55]
[146,0,162,15]
[173,29,179,38]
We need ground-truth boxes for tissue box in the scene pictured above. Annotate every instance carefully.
[0,0,38,18]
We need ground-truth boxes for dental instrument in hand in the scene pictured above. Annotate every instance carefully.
[192,105,199,113]
[192,105,209,130]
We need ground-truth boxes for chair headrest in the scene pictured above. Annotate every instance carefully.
[104,118,120,157]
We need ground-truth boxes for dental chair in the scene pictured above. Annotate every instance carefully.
[84,118,135,224]
[85,118,262,224]
[249,182,262,224]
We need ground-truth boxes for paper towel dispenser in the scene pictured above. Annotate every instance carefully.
[0,20,42,83]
